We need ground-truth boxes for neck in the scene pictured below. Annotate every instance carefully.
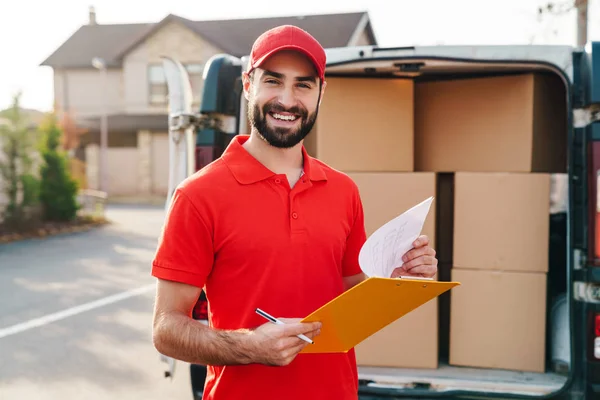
[242,130,304,175]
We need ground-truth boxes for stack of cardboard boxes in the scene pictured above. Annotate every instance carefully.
[306,76,439,369]
[306,72,567,372]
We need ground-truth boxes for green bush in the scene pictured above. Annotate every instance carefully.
[38,114,80,221]
[0,93,39,230]
[21,173,40,207]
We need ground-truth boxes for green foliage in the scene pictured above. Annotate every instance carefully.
[21,173,40,207]
[38,113,80,221]
[0,93,82,231]
[0,92,40,230]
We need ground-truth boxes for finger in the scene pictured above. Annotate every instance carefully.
[269,340,307,366]
[402,246,435,263]
[283,327,320,343]
[400,264,437,277]
[283,341,310,362]
[303,327,321,339]
[283,321,322,337]
[412,235,429,248]
[402,255,436,271]
[278,318,302,324]
[390,267,406,278]
[278,334,313,356]
[277,319,321,335]
[278,318,320,330]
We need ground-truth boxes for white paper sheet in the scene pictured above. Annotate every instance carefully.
[358,196,434,278]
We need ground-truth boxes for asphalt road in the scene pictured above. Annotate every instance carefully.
[0,205,194,400]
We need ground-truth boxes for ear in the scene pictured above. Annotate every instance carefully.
[318,79,327,107]
[242,71,252,101]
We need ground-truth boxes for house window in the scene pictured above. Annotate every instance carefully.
[148,65,167,105]
[148,63,204,105]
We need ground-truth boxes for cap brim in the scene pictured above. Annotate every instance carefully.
[250,45,324,79]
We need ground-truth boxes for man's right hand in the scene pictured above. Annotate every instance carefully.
[248,318,322,366]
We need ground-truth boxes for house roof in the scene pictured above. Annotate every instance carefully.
[40,11,376,69]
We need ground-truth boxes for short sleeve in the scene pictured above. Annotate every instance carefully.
[151,189,214,288]
[341,184,367,277]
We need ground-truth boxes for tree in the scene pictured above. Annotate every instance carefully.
[58,110,87,152]
[0,92,40,230]
[55,108,88,190]
[38,112,80,222]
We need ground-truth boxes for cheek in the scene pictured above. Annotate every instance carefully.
[248,96,265,114]
[252,93,275,110]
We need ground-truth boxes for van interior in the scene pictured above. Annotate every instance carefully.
[295,57,572,397]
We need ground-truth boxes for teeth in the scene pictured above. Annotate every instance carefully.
[272,113,297,121]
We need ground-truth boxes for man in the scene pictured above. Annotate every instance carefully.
[151,25,438,400]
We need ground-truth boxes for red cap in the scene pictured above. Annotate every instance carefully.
[247,25,326,80]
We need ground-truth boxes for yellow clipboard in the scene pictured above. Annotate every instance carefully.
[300,276,460,354]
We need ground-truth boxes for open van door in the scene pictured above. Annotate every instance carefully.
[194,54,243,169]
[155,56,195,382]
[161,53,242,199]
[160,56,196,211]
[572,41,600,399]
[158,53,243,400]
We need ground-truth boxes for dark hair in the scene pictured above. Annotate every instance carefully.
[248,69,323,91]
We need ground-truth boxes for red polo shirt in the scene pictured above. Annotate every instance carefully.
[152,135,367,400]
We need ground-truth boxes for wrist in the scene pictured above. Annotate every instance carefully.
[236,329,257,364]
[216,328,256,365]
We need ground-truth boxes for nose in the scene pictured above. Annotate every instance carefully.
[277,84,297,110]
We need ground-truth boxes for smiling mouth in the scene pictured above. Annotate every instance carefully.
[268,112,300,122]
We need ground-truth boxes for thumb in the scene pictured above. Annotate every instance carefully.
[392,265,407,278]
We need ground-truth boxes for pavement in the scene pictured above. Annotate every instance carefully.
[0,205,194,400]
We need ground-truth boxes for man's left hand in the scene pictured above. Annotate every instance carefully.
[391,235,438,278]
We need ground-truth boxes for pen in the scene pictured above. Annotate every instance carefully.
[255,308,314,344]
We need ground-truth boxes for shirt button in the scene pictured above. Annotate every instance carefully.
[292,212,298,219]
[275,178,281,184]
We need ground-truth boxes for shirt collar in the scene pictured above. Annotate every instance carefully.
[222,135,328,185]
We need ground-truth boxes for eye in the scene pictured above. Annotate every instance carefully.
[265,79,279,85]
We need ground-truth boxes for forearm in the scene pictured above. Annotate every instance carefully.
[153,312,255,366]
[343,272,367,291]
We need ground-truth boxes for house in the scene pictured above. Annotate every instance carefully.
[40,7,378,198]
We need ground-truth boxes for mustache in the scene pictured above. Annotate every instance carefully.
[263,102,307,117]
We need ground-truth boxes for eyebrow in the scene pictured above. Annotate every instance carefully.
[262,69,317,84]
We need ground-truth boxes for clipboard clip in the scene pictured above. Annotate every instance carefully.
[395,276,434,281]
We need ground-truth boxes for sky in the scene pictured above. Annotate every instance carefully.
[0,0,598,112]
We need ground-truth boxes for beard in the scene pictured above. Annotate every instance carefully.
[248,98,319,149]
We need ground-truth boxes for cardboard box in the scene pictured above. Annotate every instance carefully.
[349,172,438,368]
[355,299,438,369]
[349,172,436,246]
[449,268,547,373]
[453,172,551,273]
[306,77,414,172]
[414,73,567,173]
